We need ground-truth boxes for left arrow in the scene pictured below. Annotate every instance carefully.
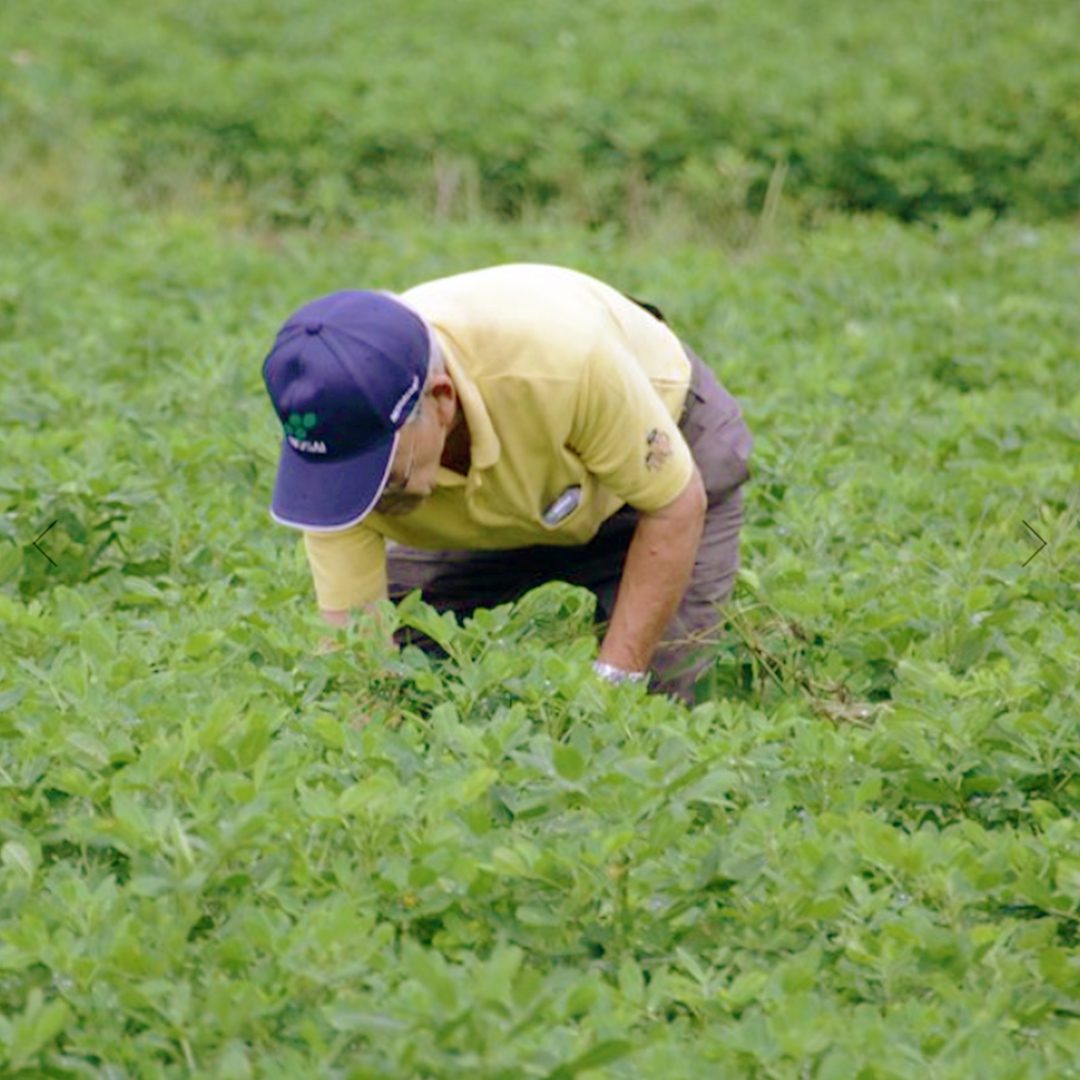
[32,521,58,567]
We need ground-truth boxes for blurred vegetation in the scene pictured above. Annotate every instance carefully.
[2,0,1078,231]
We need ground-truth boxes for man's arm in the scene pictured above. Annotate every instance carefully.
[597,467,707,674]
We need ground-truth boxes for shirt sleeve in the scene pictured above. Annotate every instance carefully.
[302,524,387,611]
[569,338,695,512]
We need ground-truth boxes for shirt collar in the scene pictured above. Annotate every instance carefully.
[434,329,500,487]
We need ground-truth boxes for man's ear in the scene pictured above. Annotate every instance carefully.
[429,374,458,428]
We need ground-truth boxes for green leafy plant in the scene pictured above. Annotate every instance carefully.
[1,177,1079,1077]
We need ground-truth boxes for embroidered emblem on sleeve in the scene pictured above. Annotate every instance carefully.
[645,428,673,471]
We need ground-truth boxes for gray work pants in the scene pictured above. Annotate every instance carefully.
[388,345,753,703]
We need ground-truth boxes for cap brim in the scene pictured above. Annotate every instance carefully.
[269,431,398,532]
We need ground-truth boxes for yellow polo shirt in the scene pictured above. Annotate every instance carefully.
[303,264,694,611]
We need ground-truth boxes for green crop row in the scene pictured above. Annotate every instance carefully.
[1,199,1079,1076]
[2,0,1079,228]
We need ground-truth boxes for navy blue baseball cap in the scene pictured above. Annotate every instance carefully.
[262,290,430,531]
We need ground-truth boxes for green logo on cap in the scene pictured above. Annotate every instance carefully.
[284,412,318,439]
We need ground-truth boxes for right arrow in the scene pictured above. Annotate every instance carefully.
[1021,520,1046,567]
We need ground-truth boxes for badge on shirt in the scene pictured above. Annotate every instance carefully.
[541,485,582,526]
[645,428,673,471]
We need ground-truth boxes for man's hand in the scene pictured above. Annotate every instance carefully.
[597,468,707,675]
[314,608,350,654]
[316,604,397,655]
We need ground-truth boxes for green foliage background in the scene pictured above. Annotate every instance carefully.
[2,1,1080,1077]
[2,0,1079,227]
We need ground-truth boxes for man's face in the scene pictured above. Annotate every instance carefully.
[374,395,442,516]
